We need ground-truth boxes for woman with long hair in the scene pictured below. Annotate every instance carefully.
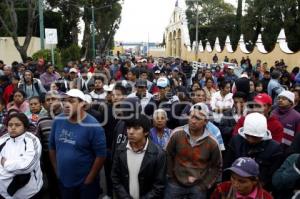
[6,90,29,113]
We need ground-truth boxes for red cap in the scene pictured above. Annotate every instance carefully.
[254,93,272,105]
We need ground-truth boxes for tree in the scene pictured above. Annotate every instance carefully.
[281,0,300,51]
[82,0,122,59]
[231,0,243,50]
[46,0,122,58]
[242,0,282,52]
[0,0,37,62]
[61,44,81,65]
[45,0,82,48]
[186,0,235,48]
[94,2,122,56]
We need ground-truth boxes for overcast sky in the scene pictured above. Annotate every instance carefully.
[114,0,237,43]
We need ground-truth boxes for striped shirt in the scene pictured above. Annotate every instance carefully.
[36,114,54,152]
[271,108,300,146]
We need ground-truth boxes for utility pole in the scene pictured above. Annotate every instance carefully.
[91,1,96,59]
[38,0,45,49]
[195,2,199,61]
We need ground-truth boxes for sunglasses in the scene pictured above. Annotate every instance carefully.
[158,86,166,89]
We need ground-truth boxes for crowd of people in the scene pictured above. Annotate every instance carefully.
[0,55,299,199]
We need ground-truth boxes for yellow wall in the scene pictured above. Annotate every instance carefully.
[113,46,125,55]
[0,37,54,64]
[150,44,300,71]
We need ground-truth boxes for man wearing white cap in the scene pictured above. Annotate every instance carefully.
[224,112,283,191]
[271,90,300,147]
[49,89,106,199]
[144,77,179,129]
[224,65,238,83]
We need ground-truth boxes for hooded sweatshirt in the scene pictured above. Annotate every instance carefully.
[233,115,284,143]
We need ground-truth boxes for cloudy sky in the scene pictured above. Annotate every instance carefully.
[114,0,237,43]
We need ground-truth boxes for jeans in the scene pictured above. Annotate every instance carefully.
[59,180,100,199]
[164,182,206,199]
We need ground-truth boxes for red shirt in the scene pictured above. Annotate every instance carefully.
[88,66,95,73]
[3,84,15,105]
[211,181,273,199]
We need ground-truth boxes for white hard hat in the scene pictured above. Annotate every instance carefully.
[238,113,268,138]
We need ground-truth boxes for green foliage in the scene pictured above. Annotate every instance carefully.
[281,0,300,51]
[61,44,81,65]
[82,0,122,58]
[186,0,300,52]
[45,0,122,58]
[242,0,282,52]
[32,48,62,69]
[32,44,81,69]
[186,0,235,48]
[45,0,82,47]
[43,10,69,49]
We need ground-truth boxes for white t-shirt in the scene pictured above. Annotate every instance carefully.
[126,139,149,199]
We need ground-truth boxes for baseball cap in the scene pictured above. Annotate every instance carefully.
[156,77,169,88]
[238,112,269,138]
[254,93,272,105]
[135,79,147,87]
[189,103,210,119]
[69,68,77,73]
[154,70,161,74]
[278,90,295,104]
[65,89,88,102]
[225,157,259,177]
